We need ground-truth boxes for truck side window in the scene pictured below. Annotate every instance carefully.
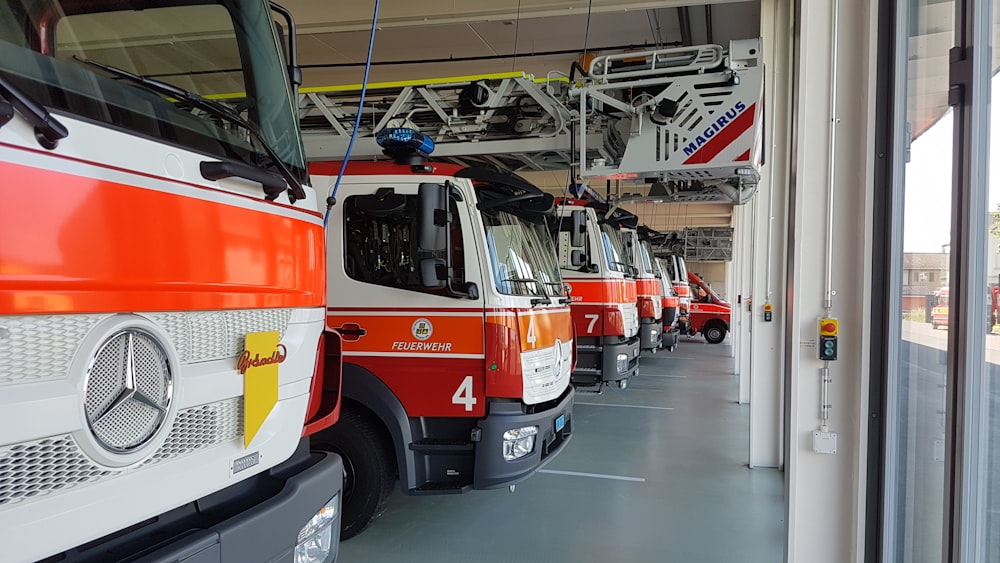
[343,193,465,295]
[555,221,580,269]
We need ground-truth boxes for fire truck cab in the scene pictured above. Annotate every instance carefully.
[687,271,732,344]
[655,258,682,352]
[622,227,664,354]
[553,199,640,389]
[660,254,692,334]
[0,1,343,562]
[310,130,574,539]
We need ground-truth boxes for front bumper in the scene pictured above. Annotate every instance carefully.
[49,446,344,563]
[640,318,661,352]
[473,386,574,489]
[660,329,679,349]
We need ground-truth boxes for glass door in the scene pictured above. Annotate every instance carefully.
[884,0,955,561]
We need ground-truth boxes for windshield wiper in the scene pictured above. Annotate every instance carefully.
[530,295,553,307]
[540,280,572,304]
[0,74,68,149]
[73,56,305,202]
[502,277,553,307]
[611,261,635,276]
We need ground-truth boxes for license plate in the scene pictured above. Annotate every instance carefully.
[554,414,566,432]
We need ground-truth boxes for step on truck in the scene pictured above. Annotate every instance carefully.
[687,271,733,344]
[0,2,345,561]
[310,130,574,539]
[622,226,665,354]
[553,199,640,389]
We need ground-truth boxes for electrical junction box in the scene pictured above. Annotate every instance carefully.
[763,302,773,322]
[813,430,838,455]
[819,318,838,361]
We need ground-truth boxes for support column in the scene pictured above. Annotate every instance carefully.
[749,0,794,468]
[783,0,876,561]
[735,192,753,398]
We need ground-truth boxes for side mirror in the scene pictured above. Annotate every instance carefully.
[571,249,585,267]
[269,3,302,91]
[418,183,448,252]
[571,210,586,248]
[420,258,446,288]
[464,282,480,300]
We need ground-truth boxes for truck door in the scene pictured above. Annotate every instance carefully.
[328,180,488,417]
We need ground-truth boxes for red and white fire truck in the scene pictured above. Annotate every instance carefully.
[687,271,732,344]
[0,2,344,562]
[660,254,692,335]
[622,227,664,354]
[655,258,682,352]
[553,199,640,389]
[310,131,574,538]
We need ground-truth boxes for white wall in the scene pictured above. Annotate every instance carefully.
[782,0,875,561]
[748,0,792,469]
[685,261,728,296]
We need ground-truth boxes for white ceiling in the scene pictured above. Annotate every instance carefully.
[285,0,760,87]
[278,0,1000,234]
[281,0,762,231]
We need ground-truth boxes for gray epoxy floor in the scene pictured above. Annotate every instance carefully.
[339,338,785,563]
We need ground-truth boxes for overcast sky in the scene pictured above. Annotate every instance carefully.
[903,79,1000,253]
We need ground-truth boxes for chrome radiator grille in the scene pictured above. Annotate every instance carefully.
[144,398,242,465]
[0,398,243,506]
[0,436,119,506]
[0,314,104,385]
[0,309,292,386]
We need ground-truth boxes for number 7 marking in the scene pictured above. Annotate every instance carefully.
[585,314,600,333]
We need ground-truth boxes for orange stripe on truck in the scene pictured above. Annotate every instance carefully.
[564,278,636,305]
[0,162,325,314]
[328,312,486,355]
[636,279,660,298]
[487,308,573,351]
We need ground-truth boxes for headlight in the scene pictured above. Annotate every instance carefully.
[616,353,629,373]
[502,426,538,461]
[295,495,339,563]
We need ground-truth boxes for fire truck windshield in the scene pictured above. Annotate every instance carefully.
[0,0,307,183]
[600,223,630,275]
[484,210,564,298]
[638,241,656,276]
[655,260,673,295]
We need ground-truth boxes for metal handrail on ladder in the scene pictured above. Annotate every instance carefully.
[587,44,725,82]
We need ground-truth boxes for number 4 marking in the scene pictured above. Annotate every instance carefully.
[526,317,537,348]
[452,376,478,412]
[585,314,600,333]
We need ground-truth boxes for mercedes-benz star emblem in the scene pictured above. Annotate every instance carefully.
[85,329,173,453]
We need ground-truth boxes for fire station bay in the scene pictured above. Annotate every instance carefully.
[2,1,997,562]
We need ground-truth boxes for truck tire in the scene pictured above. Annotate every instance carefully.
[313,408,395,540]
[703,321,727,344]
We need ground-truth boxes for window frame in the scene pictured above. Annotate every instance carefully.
[870,0,997,560]
[341,190,467,298]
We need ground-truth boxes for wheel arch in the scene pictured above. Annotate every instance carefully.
[339,362,417,493]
